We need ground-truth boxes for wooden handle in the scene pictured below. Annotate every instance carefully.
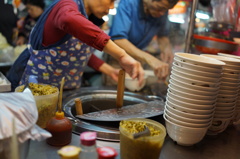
[75,98,83,115]
[58,77,65,113]
[116,69,125,108]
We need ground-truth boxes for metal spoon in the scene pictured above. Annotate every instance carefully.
[133,125,151,139]
[22,75,38,92]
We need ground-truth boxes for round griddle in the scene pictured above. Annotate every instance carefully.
[62,88,164,141]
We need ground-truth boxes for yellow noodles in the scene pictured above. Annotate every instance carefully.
[120,120,160,136]
[18,83,58,96]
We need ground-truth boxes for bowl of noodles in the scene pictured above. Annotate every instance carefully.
[15,83,59,128]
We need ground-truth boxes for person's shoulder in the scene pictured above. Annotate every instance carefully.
[119,0,139,7]
[55,0,77,7]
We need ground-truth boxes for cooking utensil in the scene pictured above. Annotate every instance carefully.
[22,75,38,92]
[75,98,83,115]
[116,69,125,108]
[57,77,65,113]
[75,100,164,122]
[133,125,151,139]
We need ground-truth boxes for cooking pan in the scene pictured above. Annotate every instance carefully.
[193,34,239,54]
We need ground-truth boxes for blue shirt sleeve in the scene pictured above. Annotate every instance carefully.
[109,0,132,40]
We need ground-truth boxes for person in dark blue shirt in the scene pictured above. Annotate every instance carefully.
[109,0,178,80]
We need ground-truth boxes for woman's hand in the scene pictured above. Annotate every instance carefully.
[103,40,145,85]
[118,54,145,86]
[98,63,119,82]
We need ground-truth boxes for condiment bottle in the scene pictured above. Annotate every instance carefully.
[80,132,98,159]
[46,111,72,146]
[58,145,81,159]
[46,77,72,146]
[97,147,118,159]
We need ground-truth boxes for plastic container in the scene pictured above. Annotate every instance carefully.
[119,118,166,159]
[97,147,118,159]
[15,84,59,128]
[58,145,81,159]
[46,111,72,146]
[80,132,98,159]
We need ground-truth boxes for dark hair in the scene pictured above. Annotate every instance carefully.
[23,0,45,9]
[152,0,179,7]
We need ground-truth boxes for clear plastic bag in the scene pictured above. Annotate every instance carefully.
[211,0,237,24]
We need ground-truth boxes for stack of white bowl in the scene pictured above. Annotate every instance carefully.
[218,53,240,123]
[164,53,225,146]
[201,54,240,134]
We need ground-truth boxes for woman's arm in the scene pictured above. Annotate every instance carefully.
[43,0,109,51]
[103,39,144,84]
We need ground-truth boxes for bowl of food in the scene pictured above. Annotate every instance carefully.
[119,118,166,159]
[15,83,59,128]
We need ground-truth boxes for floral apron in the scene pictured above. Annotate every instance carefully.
[20,37,94,89]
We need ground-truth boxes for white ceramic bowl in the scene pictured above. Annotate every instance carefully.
[218,53,240,59]
[221,81,240,87]
[171,73,220,88]
[171,68,220,83]
[164,115,208,146]
[168,84,217,100]
[201,54,240,66]
[175,53,226,68]
[223,68,240,74]
[220,85,239,92]
[172,62,222,78]
[222,73,240,79]
[224,64,240,70]
[169,77,219,92]
[219,90,239,96]
[214,112,234,118]
[164,112,211,128]
[165,103,214,119]
[221,77,240,83]
[166,97,215,115]
[208,117,232,134]
[218,93,238,99]
[174,58,223,73]
[214,109,235,115]
[167,90,216,105]
[215,106,235,111]
[217,96,237,103]
[165,107,213,124]
[125,74,146,91]
[215,101,236,107]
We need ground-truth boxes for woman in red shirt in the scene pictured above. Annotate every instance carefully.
[7,0,144,90]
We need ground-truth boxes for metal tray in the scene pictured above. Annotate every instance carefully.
[76,100,165,122]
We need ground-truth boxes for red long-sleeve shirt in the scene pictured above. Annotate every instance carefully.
[42,0,109,71]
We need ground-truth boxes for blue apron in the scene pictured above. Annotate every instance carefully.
[7,0,96,90]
